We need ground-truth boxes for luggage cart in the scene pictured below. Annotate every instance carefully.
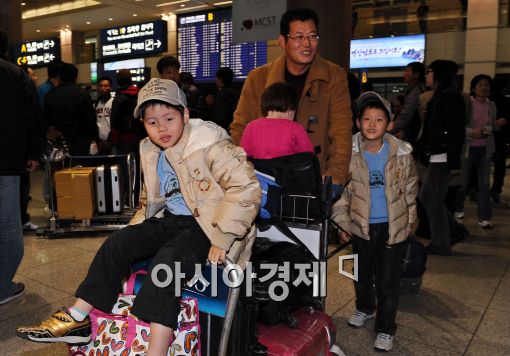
[124,177,348,355]
[37,153,137,239]
[206,177,347,355]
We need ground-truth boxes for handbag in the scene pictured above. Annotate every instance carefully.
[46,136,70,163]
[69,270,200,356]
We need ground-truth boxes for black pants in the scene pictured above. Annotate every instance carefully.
[491,136,508,195]
[419,162,452,254]
[76,213,211,329]
[352,223,404,335]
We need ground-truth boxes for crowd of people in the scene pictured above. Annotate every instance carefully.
[0,4,508,355]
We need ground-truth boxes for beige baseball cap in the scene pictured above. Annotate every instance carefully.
[355,91,392,120]
[133,78,187,118]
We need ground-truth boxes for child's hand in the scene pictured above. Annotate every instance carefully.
[340,231,351,244]
[208,246,226,264]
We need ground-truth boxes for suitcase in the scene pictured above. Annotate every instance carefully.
[251,238,318,327]
[130,260,266,356]
[400,235,427,293]
[258,307,339,356]
[95,164,122,213]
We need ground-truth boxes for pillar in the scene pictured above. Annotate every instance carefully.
[463,0,499,90]
[287,0,353,69]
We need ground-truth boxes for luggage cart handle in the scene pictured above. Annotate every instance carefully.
[218,256,241,356]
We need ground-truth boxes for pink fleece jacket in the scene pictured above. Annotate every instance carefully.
[240,117,315,159]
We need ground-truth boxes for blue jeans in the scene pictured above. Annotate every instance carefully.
[0,175,24,299]
[456,146,492,221]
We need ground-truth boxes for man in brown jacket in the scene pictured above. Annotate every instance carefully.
[230,8,352,186]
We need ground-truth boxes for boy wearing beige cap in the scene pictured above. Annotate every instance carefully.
[17,78,261,355]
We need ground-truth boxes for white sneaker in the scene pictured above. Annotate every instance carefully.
[43,205,52,215]
[347,310,375,327]
[22,221,39,231]
[454,212,465,219]
[478,220,492,229]
[374,333,393,352]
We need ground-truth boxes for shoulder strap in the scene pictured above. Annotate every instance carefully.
[258,218,315,260]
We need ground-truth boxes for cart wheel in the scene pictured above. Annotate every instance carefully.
[249,343,268,355]
[329,344,345,356]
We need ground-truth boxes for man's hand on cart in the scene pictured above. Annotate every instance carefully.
[208,245,226,265]
[26,159,39,172]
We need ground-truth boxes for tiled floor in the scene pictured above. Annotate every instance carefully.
[1,168,509,355]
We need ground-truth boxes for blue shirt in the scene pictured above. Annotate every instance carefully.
[363,142,389,224]
[38,80,54,107]
[157,151,192,216]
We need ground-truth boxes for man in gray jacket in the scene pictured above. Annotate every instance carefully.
[390,62,426,145]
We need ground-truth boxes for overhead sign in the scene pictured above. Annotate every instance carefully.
[12,38,60,67]
[233,0,286,43]
[100,20,167,58]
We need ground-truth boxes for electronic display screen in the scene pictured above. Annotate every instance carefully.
[177,9,267,82]
[350,34,425,69]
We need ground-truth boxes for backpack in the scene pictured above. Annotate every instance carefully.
[400,235,427,293]
[250,152,323,221]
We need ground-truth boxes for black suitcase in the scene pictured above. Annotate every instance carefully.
[251,238,319,327]
[198,293,267,356]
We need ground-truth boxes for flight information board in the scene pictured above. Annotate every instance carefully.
[178,9,267,82]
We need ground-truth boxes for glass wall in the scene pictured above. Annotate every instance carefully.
[352,0,468,39]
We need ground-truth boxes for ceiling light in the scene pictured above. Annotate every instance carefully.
[108,17,113,21]
[65,25,70,28]
[175,4,207,12]
[180,4,185,7]
[86,21,91,24]
[23,0,101,20]
[133,13,138,16]
[21,2,26,5]
[213,1,232,5]
[156,0,189,7]
[36,29,41,32]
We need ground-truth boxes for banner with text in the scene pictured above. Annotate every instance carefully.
[233,0,286,43]
[12,38,60,67]
[100,20,167,58]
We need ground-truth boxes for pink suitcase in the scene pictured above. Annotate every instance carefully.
[258,307,341,355]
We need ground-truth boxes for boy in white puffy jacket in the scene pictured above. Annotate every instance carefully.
[17,78,261,356]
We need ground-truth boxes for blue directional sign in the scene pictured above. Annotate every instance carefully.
[100,20,167,58]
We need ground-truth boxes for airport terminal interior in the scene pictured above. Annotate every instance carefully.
[1,0,510,355]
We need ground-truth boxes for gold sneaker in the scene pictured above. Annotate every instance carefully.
[17,307,91,344]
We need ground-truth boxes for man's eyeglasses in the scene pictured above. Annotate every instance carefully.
[286,34,320,43]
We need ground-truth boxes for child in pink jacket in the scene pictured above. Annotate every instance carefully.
[240,82,314,159]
